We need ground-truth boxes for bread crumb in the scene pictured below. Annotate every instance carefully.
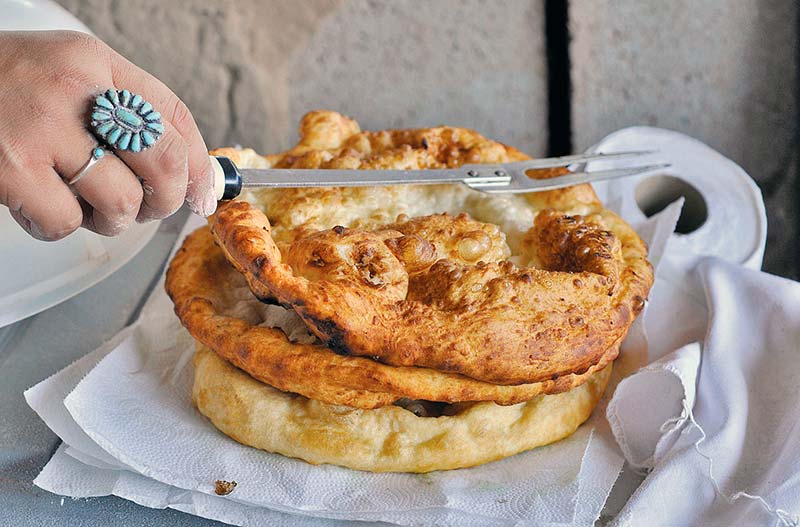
[214,479,237,495]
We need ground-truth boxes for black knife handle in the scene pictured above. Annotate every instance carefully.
[210,155,242,201]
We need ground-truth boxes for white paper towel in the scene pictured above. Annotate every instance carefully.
[25,204,678,526]
[41,277,621,526]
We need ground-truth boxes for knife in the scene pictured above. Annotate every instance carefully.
[209,151,668,199]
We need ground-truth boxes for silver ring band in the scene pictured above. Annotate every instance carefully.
[67,147,107,185]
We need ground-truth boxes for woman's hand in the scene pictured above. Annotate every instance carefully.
[0,30,216,240]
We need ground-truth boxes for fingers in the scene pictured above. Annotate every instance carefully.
[60,47,197,223]
[76,155,143,235]
[74,155,143,235]
[160,94,216,216]
[65,156,144,236]
[50,117,146,236]
[110,54,215,217]
[3,163,83,241]
[112,118,190,222]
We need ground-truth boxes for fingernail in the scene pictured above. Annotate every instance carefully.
[29,221,46,240]
[185,197,203,216]
[29,221,72,241]
[203,191,218,217]
[135,204,161,224]
[136,214,157,224]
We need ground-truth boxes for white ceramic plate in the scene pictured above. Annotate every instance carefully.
[0,0,159,327]
[0,209,159,327]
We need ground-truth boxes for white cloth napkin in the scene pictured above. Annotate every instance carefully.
[607,259,800,527]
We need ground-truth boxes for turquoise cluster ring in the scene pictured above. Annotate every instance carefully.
[90,88,163,152]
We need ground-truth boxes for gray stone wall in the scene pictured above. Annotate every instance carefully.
[56,0,548,155]
[570,0,797,277]
[571,0,795,181]
[55,0,797,277]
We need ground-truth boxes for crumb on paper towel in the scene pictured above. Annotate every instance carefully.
[214,479,237,495]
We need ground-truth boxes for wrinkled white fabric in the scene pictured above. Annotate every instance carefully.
[609,259,800,527]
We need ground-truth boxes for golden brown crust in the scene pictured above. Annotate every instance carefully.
[210,199,649,385]
[165,227,622,408]
[193,344,612,473]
